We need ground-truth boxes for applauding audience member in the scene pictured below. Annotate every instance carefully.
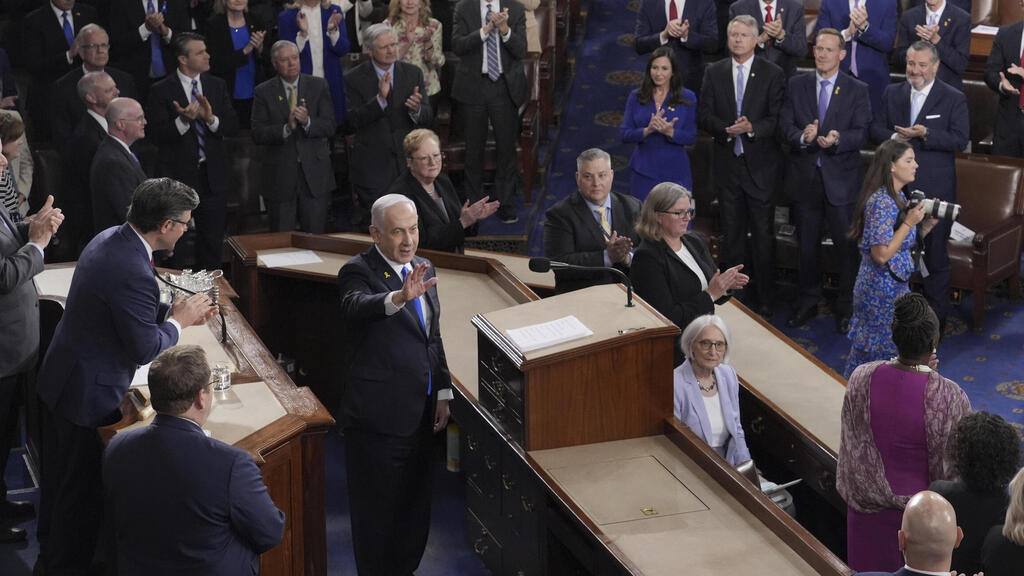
[815,0,897,113]
[728,0,807,77]
[278,0,350,125]
[205,0,270,129]
[984,8,1024,158]
[894,0,971,93]
[633,0,718,93]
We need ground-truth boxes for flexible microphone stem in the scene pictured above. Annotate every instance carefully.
[529,257,635,307]
[154,272,228,344]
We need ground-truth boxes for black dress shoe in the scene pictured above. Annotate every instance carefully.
[0,526,27,544]
[836,315,851,334]
[0,499,35,521]
[787,306,815,328]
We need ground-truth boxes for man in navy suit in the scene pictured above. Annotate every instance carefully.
[104,345,286,575]
[35,178,218,575]
[894,0,971,93]
[699,15,785,317]
[816,0,897,114]
[780,28,871,332]
[871,40,968,328]
[634,0,718,92]
[854,491,968,576]
[338,194,452,575]
[983,8,1024,157]
[729,0,807,77]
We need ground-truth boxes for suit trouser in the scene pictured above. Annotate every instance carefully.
[0,374,20,501]
[461,75,520,207]
[794,166,858,316]
[344,398,434,576]
[718,153,775,307]
[922,217,953,320]
[267,167,329,234]
[193,164,226,271]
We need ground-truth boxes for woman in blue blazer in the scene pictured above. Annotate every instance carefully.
[278,0,350,126]
[673,314,752,467]
[620,47,697,201]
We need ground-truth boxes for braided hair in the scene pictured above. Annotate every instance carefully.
[890,292,939,359]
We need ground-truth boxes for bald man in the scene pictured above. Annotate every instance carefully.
[854,490,979,576]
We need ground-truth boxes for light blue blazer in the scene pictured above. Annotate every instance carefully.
[673,360,752,466]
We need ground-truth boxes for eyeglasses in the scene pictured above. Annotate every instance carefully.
[410,152,444,164]
[696,339,727,351]
[80,42,110,50]
[658,208,695,219]
[170,218,194,230]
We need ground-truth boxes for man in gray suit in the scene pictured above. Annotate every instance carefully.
[252,40,337,233]
[0,191,63,543]
[91,97,148,233]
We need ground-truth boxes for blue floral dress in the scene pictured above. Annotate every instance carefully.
[844,189,916,378]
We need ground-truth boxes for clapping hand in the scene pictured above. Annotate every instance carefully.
[26,195,64,248]
[290,101,309,129]
[645,108,678,137]
[849,6,868,30]
[664,18,685,40]
[894,124,926,140]
[763,19,784,40]
[396,261,437,306]
[378,71,392,101]
[725,115,753,135]
[914,23,939,43]
[707,264,749,300]
[327,11,343,32]
[817,129,839,148]
[459,195,500,228]
[606,231,634,265]
[248,29,266,53]
[803,119,819,144]
[405,86,423,113]
[173,98,201,122]
[296,11,308,36]
[999,71,1021,95]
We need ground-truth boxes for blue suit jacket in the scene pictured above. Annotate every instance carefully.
[104,414,285,575]
[37,224,179,428]
[673,360,751,466]
[780,70,872,205]
[870,79,969,202]
[634,0,718,88]
[816,0,897,113]
[337,247,450,437]
[620,87,698,189]
[894,3,971,93]
[278,5,350,125]
[729,0,808,77]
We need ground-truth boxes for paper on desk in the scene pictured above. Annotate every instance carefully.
[130,363,151,388]
[972,24,999,35]
[258,250,323,268]
[950,221,975,243]
[505,315,593,353]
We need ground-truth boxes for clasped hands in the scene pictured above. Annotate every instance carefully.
[644,107,677,137]
[287,102,309,132]
[144,10,169,37]
[606,232,633,265]
[914,23,941,44]
[483,8,510,36]
[662,18,690,42]
[174,93,215,125]
[725,115,753,136]
[893,124,927,140]
[999,63,1024,95]
[759,19,785,44]
[297,11,343,36]
[845,6,869,37]
[802,120,839,148]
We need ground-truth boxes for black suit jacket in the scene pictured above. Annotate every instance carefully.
[630,234,722,366]
[337,247,451,437]
[90,136,147,233]
[24,2,98,84]
[389,170,465,253]
[894,4,970,93]
[984,21,1024,146]
[698,56,786,198]
[633,0,718,90]
[52,65,137,145]
[344,61,433,191]
[146,71,239,197]
[729,0,807,78]
[543,190,642,293]
[450,0,528,107]
[930,479,1010,576]
[204,12,270,98]
[108,0,191,83]
[251,74,336,201]
[64,113,108,235]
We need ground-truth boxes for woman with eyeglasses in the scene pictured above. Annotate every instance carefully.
[388,129,498,253]
[673,314,751,466]
[630,182,748,367]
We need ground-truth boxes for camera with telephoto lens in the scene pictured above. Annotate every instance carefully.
[907,190,961,221]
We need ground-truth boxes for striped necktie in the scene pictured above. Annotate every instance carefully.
[191,79,207,162]
[485,4,500,81]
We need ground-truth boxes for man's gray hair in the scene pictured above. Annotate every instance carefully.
[679,314,733,364]
[576,148,611,172]
[370,194,417,230]
[270,39,299,61]
[728,14,760,35]
[908,40,940,64]
[363,23,395,53]
[77,71,113,103]
[76,23,107,44]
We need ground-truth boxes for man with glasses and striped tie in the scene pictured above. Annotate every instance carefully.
[895,0,971,93]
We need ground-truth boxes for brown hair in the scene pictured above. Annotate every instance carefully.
[848,139,912,241]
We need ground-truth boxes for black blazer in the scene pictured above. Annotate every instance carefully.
[543,190,642,294]
[698,56,786,199]
[146,71,239,196]
[894,3,970,93]
[52,65,137,145]
[450,0,528,107]
[344,60,433,192]
[930,479,1010,576]
[90,135,148,233]
[728,0,807,78]
[204,12,270,99]
[984,21,1024,146]
[64,113,108,235]
[108,0,191,83]
[337,247,451,436]
[24,3,98,84]
[389,170,465,253]
[630,234,722,366]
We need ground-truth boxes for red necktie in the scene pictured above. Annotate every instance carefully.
[669,0,678,21]
[764,5,772,22]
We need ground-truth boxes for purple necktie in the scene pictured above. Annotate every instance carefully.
[850,0,860,76]
[817,79,830,166]
[734,64,745,156]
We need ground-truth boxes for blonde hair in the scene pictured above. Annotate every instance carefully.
[634,182,692,243]
[403,128,440,158]
[388,0,431,27]
[1005,467,1024,545]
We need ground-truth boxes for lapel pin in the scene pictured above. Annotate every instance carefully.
[278,95,283,101]
[835,85,841,94]
[384,271,391,279]
[751,72,756,78]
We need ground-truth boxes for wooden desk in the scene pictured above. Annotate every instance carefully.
[31,266,335,576]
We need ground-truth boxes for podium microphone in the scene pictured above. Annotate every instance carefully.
[528,257,635,307]
[154,272,228,344]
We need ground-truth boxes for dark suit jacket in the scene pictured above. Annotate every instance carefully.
[108,0,191,84]
[0,206,44,377]
[389,170,465,253]
[37,223,178,428]
[930,479,1010,576]
[23,2,98,84]
[984,21,1024,147]
[729,0,807,78]
[780,70,871,205]
[344,61,433,191]
[634,0,718,89]
[51,65,137,145]
[870,79,969,201]
[251,74,336,201]
[909,0,970,15]
[698,56,786,198]
[91,136,147,233]
[630,234,721,366]
[451,0,528,107]
[64,113,107,237]
[894,3,970,93]
[815,0,897,112]
[337,247,451,437]
[543,190,642,293]
[204,11,270,99]
[146,71,239,197]
[104,414,285,576]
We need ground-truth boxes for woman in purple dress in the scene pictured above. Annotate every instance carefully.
[844,140,935,378]
[836,292,971,572]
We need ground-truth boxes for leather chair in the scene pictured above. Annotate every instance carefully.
[964,78,998,153]
[973,0,998,26]
[997,0,1024,25]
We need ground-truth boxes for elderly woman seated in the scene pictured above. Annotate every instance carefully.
[673,314,751,467]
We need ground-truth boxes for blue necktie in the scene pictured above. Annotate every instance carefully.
[909,91,923,126]
[401,266,432,395]
[734,64,745,156]
[817,79,830,167]
[147,0,166,77]
[485,4,500,81]
[928,13,937,26]
[61,12,74,49]
[191,79,208,162]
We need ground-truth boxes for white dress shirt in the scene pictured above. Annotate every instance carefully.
[173,69,221,135]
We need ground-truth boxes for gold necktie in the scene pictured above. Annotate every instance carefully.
[595,206,611,237]
[288,85,297,111]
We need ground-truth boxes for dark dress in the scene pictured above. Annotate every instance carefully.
[981,525,1024,576]
[930,479,1010,576]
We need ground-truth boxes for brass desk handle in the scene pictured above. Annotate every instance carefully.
[485,454,497,470]
[473,537,489,555]
[502,473,516,491]
[521,496,534,512]
[750,416,766,435]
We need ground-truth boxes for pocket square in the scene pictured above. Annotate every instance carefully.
[925,114,941,119]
